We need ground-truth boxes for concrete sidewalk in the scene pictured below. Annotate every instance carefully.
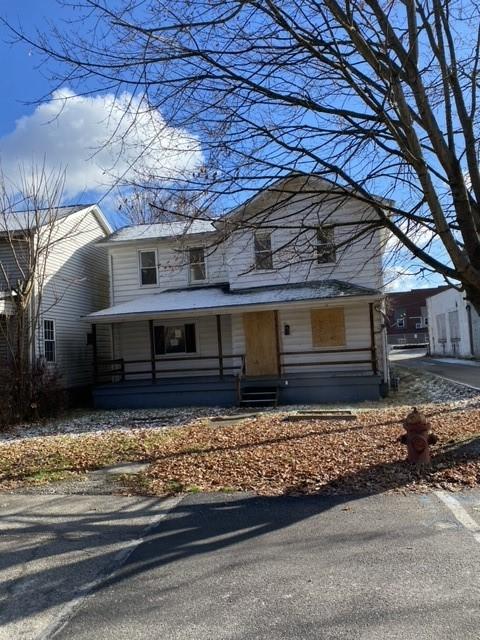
[3,490,480,640]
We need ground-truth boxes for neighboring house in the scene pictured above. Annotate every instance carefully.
[427,288,480,358]
[386,286,448,346]
[87,174,389,409]
[0,205,112,391]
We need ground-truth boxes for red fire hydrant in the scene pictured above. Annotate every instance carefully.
[399,407,438,465]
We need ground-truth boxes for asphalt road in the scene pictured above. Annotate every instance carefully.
[390,350,480,389]
[3,490,480,640]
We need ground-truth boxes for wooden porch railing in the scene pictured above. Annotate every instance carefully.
[279,347,378,375]
[94,345,377,385]
[94,353,245,384]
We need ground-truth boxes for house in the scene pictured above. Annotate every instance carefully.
[87,175,389,409]
[427,287,480,358]
[386,286,448,346]
[0,204,112,393]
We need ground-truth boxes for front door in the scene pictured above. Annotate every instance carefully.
[243,310,279,376]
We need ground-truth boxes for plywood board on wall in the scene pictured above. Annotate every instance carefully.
[311,308,346,347]
[243,310,279,375]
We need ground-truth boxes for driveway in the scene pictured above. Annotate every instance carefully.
[2,490,480,640]
[390,348,480,390]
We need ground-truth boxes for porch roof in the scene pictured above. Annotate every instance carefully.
[87,280,382,323]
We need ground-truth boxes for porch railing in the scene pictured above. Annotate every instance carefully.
[94,345,378,384]
[94,353,246,384]
[279,347,378,375]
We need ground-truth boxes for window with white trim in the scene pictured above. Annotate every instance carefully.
[189,247,207,282]
[139,250,157,286]
[254,231,273,270]
[44,320,56,363]
[154,323,197,355]
[316,226,336,264]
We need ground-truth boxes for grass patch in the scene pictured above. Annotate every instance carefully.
[2,401,480,496]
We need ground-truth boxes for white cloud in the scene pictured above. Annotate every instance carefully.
[0,89,202,199]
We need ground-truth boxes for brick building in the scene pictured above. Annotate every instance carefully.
[386,286,448,346]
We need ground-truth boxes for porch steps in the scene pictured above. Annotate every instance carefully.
[239,385,279,407]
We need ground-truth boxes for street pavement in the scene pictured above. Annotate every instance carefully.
[390,348,480,389]
[2,490,480,640]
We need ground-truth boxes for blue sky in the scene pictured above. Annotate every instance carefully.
[0,2,446,292]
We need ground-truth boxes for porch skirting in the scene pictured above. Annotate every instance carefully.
[93,373,382,410]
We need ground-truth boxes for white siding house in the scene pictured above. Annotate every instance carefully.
[0,205,112,390]
[88,175,389,408]
[427,288,480,358]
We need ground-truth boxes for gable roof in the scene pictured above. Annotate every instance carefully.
[0,204,112,236]
[86,279,381,322]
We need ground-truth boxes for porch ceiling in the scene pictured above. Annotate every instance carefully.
[86,280,382,324]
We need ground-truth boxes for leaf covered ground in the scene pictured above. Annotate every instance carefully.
[2,401,480,497]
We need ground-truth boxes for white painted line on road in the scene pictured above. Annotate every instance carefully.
[435,491,480,544]
[36,495,185,640]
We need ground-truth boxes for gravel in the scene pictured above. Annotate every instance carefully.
[1,366,479,446]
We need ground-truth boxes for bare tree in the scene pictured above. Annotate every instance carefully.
[8,0,480,306]
[0,165,83,420]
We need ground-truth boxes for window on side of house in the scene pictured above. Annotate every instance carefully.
[139,250,157,286]
[44,319,56,363]
[254,231,273,270]
[189,247,207,282]
[316,226,336,264]
[154,323,197,355]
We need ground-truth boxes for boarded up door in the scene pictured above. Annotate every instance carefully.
[243,311,279,376]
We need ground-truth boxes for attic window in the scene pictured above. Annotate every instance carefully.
[316,226,336,264]
[254,231,273,270]
[139,250,157,286]
[189,247,207,282]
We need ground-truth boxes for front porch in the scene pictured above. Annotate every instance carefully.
[88,281,385,409]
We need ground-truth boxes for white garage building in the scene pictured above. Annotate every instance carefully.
[427,288,480,359]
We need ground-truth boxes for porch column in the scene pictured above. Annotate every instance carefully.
[216,314,224,377]
[369,303,379,375]
[149,319,156,382]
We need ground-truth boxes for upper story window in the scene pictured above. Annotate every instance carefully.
[44,319,56,363]
[189,247,207,282]
[139,250,157,286]
[316,226,336,264]
[254,231,273,270]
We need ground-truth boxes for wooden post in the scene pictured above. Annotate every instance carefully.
[149,320,156,382]
[216,314,224,378]
[92,324,98,383]
[274,310,281,376]
[369,303,378,375]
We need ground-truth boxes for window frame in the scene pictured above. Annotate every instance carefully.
[316,225,336,265]
[43,319,56,363]
[153,321,198,357]
[138,248,158,288]
[253,230,274,271]
[396,317,405,329]
[188,246,207,283]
